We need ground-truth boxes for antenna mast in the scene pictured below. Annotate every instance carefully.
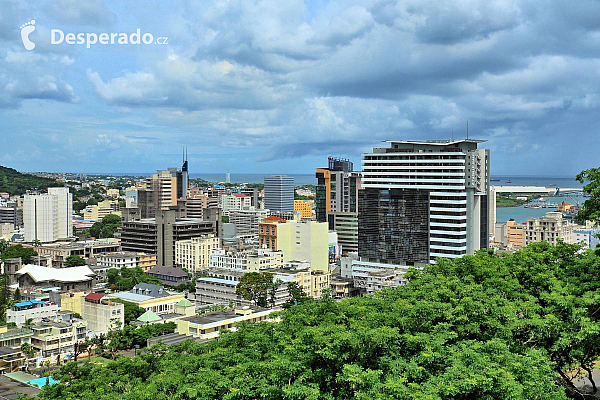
[467,121,469,139]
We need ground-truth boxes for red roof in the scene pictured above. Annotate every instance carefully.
[85,293,105,301]
[265,216,281,221]
[233,194,248,197]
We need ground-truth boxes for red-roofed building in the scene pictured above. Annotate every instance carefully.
[82,293,123,333]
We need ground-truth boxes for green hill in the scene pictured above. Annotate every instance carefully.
[0,166,63,196]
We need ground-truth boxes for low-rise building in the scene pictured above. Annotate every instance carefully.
[107,283,185,316]
[30,320,87,363]
[525,212,577,245]
[96,251,138,270]
[25,240,120,268]
[208,248,284,273]
[574,227,600,249]
[0,326,33,349]
[81,293,124,333]
[349,259,409,294]
[0,347,25,373]
[15,265,95,292]
[177,306,276,340]
[6,300,60,327]
[147,266,190,286]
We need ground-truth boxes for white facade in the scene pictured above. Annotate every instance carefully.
[96,252,138,270]
[221,194,252,213]
[228,207,269,237]
[362,140,490,263]
[209,248,284,272]
[24,187,72,243]
[350,259,409,294]
[7,302,60,327]
[175,235,221,274]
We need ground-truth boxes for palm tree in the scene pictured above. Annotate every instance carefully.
[32,239,41,248]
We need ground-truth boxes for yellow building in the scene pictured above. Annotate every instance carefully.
[175,235,221,274]
[83,200,121,222]
[506,220,525,248]
[177,306,275,340]
[294,200,314,218]
[148,170,178,210]
[259,220,329,272]
[137,253,157,273]
[108,284,185,316]
[60,292,86,315]
[30,320,87,364]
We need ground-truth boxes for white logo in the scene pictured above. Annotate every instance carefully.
[20,20,36,51]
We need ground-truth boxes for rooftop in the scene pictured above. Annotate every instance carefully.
[16,265,95,283]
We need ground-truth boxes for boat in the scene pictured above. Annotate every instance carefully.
[505,180,512,184]
[491,179,500,182]
[549,183,556,186]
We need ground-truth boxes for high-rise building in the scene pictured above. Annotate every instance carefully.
[315,157,361,222]
[146,156,189,214]
[0,202,22,228]
[23,187,73,243]
[120,209,218,268]
[327,212,358,254]
[175,234,221,274]
[360,139,490,265]
[264,175,294,213]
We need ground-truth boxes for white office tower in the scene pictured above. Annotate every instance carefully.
[360,139,490,264]
[264,175,294,213]
[24,187,73,243]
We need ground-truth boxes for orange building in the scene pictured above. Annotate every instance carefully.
[294,200,313,218]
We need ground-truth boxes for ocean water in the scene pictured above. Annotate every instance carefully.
[492,175,586,222]
[190,173,316,186]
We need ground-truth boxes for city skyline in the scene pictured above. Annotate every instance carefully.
[2,0,599,176]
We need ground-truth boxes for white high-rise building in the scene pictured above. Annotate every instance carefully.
[360,139,490,264]
[24,187,73,243]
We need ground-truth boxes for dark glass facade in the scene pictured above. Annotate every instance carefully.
[358,188,430,265]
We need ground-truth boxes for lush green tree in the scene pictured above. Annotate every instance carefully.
[222,215,229,223]
[107,266,161,292]
[236,272,274,307]
[89,213,122,238]
[1,244,37,263]
[13,287,20,301]
[0,239,8,254]
[110,299,145,324]
[21,342,35,358]
[64,255,87,267]
[575,167,600,226]
[283,281,311,309]
[39,242,600,400]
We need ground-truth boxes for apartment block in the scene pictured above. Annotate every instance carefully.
[175,235,220,273]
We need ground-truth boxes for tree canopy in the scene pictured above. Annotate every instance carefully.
[107,266,162,292]
[90,214,122,239]
[64,255,87,267]
[1,244,38,263]
[236,272,274,307]
[39,241,600,399]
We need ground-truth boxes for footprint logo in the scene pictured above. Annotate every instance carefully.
[20,20,36,51]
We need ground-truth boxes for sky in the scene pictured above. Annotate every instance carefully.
[0,0,599,176]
